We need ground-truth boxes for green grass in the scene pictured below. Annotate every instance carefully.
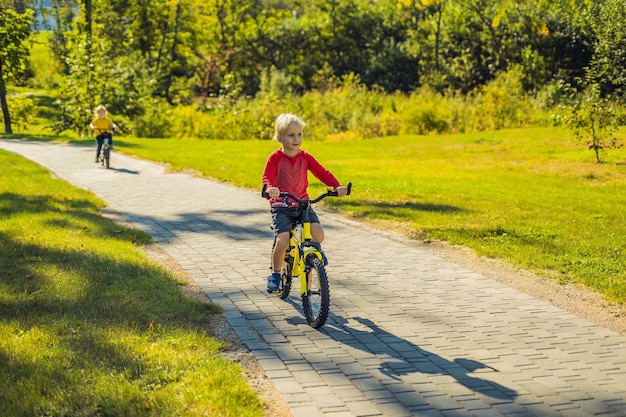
[0,150,264,416]
[91,127,626,305]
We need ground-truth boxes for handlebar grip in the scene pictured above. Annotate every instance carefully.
[328,182,351,197]
[261,183,270,198]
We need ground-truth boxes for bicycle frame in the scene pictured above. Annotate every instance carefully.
[101,136,111,169]
[96,130,114,169]
[287,202,324,297]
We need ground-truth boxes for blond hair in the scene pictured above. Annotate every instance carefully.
[94,105,107,115]
[274,113,305,141]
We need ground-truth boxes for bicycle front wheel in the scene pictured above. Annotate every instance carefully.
[302,255,330,329]
[103,147,110,169]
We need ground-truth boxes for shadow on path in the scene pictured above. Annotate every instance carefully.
[107,167,140,174]
[116,209,272,240]
[325,315,518,401]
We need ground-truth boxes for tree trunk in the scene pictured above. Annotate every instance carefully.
[164,0,182,104]
[84,0,93,101]
[84,0,92,40]
[0,64,13,134]
[434,1,445,71]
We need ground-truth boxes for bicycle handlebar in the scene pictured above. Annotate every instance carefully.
[91,125,119,134]
[261,182,352,205]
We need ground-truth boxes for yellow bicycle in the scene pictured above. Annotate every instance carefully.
[262,183,351,328]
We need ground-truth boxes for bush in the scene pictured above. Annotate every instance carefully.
[131,98,173,138]
[399,87,451,135]
[470,66,533,131]
[1,94,34,133]
[93,67,626,141]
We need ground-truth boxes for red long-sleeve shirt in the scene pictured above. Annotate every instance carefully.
[262,149,340,207]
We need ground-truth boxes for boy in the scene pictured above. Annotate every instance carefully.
[90,105,117,163]
[262,113,348,292]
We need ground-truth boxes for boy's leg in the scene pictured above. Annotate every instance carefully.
[268,231,289,292]
[308,206,328,264]
[269,208,293,270]
[268,207,290,292]
[272,232,290,271]
[310,222,325,243]
[310,221,328,265]
[308,207,324,243]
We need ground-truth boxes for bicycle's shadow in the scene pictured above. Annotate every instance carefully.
[282,295,308,323]
[103,167,140,174]
[285,310,518,401]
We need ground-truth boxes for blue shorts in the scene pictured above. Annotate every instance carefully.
[271,206,320,235]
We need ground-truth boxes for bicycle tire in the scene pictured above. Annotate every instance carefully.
[103,146,110,169]
[302,255,330,329]
[279,257,293,299]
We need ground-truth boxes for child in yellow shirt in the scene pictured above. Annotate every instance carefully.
[89,105,117,163]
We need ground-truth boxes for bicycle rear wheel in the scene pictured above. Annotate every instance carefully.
[302,255,330,329]
[279,257,293,299]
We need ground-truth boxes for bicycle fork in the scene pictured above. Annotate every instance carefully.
[290,216,326,296]
[288,232,308,295]
[289,227,319,296]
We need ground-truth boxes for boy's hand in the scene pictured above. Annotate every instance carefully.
[335,185,348,197]
[267,187,280,198]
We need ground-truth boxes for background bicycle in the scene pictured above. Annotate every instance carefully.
[97,130,114,169]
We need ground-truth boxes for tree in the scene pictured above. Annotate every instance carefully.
[44,0,80,74]
[568,83,621,164]
[535,0,593,92]
[0,6,33,134]
[48,0,626,127]
[587,0,626,96]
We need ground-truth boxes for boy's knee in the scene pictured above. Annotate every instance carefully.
[274,232,290,248]
[311,223,324,243]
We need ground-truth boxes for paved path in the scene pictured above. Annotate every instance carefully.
[2,139,626,417]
